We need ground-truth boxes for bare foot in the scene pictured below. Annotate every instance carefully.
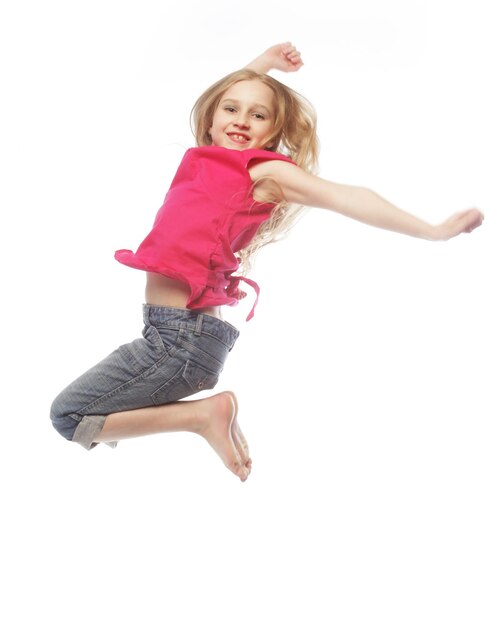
[226,392,252,471]
[197,392,250,482]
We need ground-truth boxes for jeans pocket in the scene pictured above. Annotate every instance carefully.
[150,360,220,405]
[183,360,220,392]
[152,325,181,355]
[119,325,167,372]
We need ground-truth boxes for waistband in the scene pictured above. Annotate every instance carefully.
[142,305,240,350]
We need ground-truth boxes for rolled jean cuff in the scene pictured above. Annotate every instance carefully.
[72,415,118,450]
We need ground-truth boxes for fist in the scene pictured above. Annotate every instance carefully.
[266,42,304,72]
[436,208,484,240]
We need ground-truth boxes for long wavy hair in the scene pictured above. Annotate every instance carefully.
[191,69,319,273]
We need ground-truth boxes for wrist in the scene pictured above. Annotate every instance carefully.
[245,53,272,74]
[424,224,442,241]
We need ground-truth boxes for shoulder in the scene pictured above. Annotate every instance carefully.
[243,148,295,167]
[247,155,298,183]
[183,146,297,182]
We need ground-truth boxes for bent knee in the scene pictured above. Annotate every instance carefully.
[50,396,79,441]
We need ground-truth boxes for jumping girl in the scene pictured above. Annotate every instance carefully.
[50,43,484,482]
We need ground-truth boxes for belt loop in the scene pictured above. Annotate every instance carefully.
[194,313,203,336]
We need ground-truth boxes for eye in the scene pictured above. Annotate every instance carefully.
[253,112,266,120]
[224,106,237,113]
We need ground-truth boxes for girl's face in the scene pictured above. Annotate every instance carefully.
[209,80,276,151]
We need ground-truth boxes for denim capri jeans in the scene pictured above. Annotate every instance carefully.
[50,305,240,450]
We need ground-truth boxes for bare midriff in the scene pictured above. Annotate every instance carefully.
[145,272,223,320]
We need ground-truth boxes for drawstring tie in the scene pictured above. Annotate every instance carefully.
[226,275,260,321]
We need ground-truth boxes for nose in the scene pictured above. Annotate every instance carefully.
[234,113,250,129]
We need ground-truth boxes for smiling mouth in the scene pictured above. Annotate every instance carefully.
[227,133,250,143]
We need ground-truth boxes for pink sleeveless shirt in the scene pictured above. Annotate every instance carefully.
[115,146,295,321]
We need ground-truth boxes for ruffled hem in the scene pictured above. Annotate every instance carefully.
[114,250,259,321]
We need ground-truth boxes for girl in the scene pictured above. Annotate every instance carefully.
[50,43,483,482]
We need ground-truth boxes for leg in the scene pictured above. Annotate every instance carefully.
[50,307,247,476]
[94,390,251,481]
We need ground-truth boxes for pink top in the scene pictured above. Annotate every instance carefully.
[115,145,295,320]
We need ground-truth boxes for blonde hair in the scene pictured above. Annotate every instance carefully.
[191,69,319,273]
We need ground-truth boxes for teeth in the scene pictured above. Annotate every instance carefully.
[229,134,248,142]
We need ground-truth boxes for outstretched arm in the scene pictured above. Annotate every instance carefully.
[245,42,304,74]
[249,161,484,241]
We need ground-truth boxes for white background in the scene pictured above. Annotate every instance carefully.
[1,1,488,624]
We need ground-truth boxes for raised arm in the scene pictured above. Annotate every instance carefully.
[245,42,304,74]
[249,160,484,241]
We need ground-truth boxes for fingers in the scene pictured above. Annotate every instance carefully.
[466,208,484,232]
[456,208,484,235]
[280,42,304,70]
[264,42,304,72]
[439,208,484,240]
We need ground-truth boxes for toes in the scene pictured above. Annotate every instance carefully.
[232,424,251,470]
[238,465,249,481]
[214,391,251,481]
[228,455,249,481]
[225,391,251,467]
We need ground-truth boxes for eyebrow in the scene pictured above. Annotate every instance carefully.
[221,98,271,114]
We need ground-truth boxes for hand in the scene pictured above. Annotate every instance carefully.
[245,42,304,74]
[265,42,304,72]
[433,208,484,241]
